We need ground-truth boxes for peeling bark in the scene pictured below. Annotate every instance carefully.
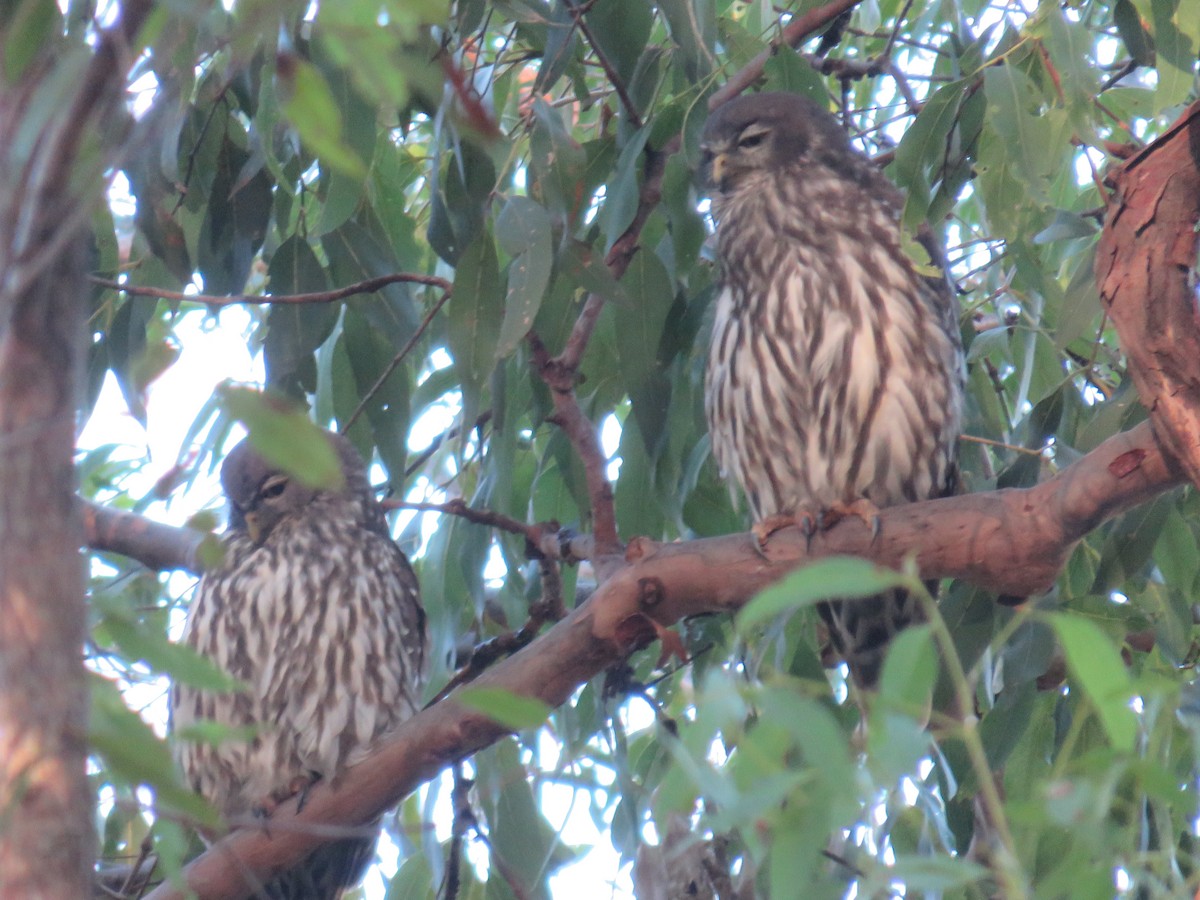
[1096,100,1200,486]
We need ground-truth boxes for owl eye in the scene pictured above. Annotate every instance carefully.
[738,131,767,149]
[259,476,289,500]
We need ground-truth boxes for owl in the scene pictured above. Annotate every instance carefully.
[701,92,963,688]
[172,431,426,897]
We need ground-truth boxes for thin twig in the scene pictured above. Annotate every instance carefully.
[959,434,1045,457]
[554,138,677,372]
[171,87,230,215]
[528,332,620,559]
[88,272,453,307]
[388,498,539,543]
[564,0,643,128]
[709,0,864,109]
[341,284,453,433]
[404,411,494,478]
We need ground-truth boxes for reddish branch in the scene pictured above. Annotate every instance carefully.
[88,272,453,307]
[529,137,679,565]
[708,0,864,109]
[528,331,621,562]
[1095,100,1200,489]
[140,418,1180,900]
[567,0,643,129]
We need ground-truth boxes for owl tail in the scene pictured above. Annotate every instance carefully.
[818,584,929,691]
[259,831,377,900]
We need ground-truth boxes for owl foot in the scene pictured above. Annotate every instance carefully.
[751,513,810,554]
[751,500,881,554]
[257,770,322,819]
[820,498,882,540]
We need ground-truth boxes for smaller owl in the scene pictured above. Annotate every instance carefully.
[172,431,426,898]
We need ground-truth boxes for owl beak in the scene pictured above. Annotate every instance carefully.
[709,152,728,190]
[244,511,263,544]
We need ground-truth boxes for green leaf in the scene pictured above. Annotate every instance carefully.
[615,250,674,454]
[1113,0,1154,66]
[1048,612,1136,752]
[277,56,367,178]
[600,124,650,252]
[100,614,240,692]
[877,855,988,892]
[2,0,61,81]
[738,557,917,632]
[264,235,336,396]
[217,384,345,489]
[891,79,966,222]
[495,197,553,360]
[89,674,219,827]
[878,624,937,713]
[458,686,551,730]
[448,233,504,390]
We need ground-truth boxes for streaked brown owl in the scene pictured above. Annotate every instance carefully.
[172,431,426,898]
[701,92,963,688]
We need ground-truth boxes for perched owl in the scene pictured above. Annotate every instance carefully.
[701,92,963,689]
[172,431,426,898]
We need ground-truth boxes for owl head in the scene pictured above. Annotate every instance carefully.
[699,92,859,194]
[220,432,370,544]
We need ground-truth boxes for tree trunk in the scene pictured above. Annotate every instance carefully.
[0,229,91,895]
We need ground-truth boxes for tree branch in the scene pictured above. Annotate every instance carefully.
[81,499,205,574]
[140,418,1179,900]
[567,0,643,129]
[340,283,453,432]
[88,273,453,308]
[1095,99,1200,488]
[528,331,621,563]
[708,0,864,110]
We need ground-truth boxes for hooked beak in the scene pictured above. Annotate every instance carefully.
[244,510,263,545]
[708,152,728,190]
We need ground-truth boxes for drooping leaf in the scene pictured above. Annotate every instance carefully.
[1049,612,1136,752]
[217,384,344,489]
[738,557,918,632]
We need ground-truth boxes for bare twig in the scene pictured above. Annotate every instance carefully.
[404,411,494,478]
[87,273,453,308]
[564,0,643,128]
[528,332,620,562]
[341,284,453,433]
[709,0,864,109]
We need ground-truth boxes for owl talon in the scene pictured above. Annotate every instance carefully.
[294,771,322,813]
[250,803,274,837]
[751,514,794,551]
[821,499,882,538]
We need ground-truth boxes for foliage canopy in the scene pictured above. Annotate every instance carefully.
[35,0,1200,895]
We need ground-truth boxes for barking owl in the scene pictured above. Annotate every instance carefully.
[172,431,426,897]
[701,92,963,688]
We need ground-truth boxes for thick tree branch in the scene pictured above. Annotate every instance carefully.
[1096,99,1200,487]
[141,419,1178,900]
[82,499,204,574]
